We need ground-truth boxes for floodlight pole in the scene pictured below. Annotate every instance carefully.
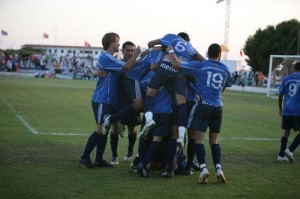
[217,0,230,60]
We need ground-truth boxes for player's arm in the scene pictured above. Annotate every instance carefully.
[148,39,160,48]
[140,46,162,58]
[278,93,284,116]
[166,45,181,70]
[193,52,206,61]
[93,69,107,77]
[122,46,141,71]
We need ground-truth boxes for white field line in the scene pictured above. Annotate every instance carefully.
[1,96,279,141]
[1,96,39,134]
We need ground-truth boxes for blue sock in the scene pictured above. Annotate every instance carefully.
[187,138,196,169]
[110,104,137,123]
[166,138,177,173]
[195,144,205,166]
[144,95,155,113]
[110,132,119,157]
[81,131,100,160]
[138,136,151,161]
[132,156,140,166]
[289,133,300,152]
[211,144,221,168]
[279,136,288,156]
[128,133,137,157]
[141,141,161,167]
[95,134,107,163]
[177,103,187,127]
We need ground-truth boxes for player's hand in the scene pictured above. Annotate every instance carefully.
[134,46,141,55]
[93,69,107,77]
[166,45,173,52]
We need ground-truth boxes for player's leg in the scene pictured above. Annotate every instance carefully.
[140,72,166,137]
[284,116,300,163]
[103,78,143,132]
[209,106,226,183]
[94,103,114,167]
[110,125,119,165]
[80,102,112,168]
[277,129,290,161]
[124,125,137,161]
[195,131,209,184]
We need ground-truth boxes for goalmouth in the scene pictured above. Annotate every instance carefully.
[267,55,300,97]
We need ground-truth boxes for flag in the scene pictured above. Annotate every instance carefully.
[84,41,91,47]
[1,30,8,36]
[240,49,244,56]
[43,32,49,39]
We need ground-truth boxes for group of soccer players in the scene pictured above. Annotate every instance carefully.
[79,31,232,184]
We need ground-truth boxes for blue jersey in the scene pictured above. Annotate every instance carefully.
[278,72,300,116]
[124,50,163,80]
[91,51,125,105]
[181,60,232,107]
[140,71,173,113]
[187,81,198,102]
[159,33,198,61]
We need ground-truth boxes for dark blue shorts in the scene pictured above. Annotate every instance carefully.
[122,76,143,100]
[281,116,300,131]
[121,113,142,126]
[148,61,186,96]
[144,113,172,137]
[187,101,223,133]
[92,102,116,124]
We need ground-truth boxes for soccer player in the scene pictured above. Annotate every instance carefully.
[277,62,300,163]
[79,32,140,168]
[177,32,201,175]
[141,33,205,148]
[135,67,176,178]
[179,43,232,184]
[109,41,142,165]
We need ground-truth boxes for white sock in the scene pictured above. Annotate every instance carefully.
[178,126,186,140]
[144,111,153,123]
[216,164,221,170]
[200,164,206,170]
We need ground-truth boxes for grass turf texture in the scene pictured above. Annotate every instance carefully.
[0,76,299,199]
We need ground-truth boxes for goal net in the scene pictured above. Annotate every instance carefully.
[267,55,300,98]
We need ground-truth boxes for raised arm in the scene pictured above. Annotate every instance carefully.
[122,46,141,71]
[166,45,181,70]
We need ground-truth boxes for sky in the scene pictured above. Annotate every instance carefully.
[0,0,299,60]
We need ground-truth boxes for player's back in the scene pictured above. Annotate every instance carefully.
[279,72,300,116]
[159,33,197,62]
[196,60,231,106]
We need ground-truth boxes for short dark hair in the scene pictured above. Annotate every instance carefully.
[294,62,300,71]
[177,32,190,42]
[102,32,119,50]
[122,41,135,49]
[208,43,221,59]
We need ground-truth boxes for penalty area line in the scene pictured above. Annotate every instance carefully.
[1,97,279,141]
[1,96,39,134]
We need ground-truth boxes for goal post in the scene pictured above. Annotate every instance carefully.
[267,55,300,97]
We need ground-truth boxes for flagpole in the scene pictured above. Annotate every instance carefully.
[297,29,300,56]
[55,26,57,45]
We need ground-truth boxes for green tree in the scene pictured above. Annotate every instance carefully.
[243,19,300,74]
